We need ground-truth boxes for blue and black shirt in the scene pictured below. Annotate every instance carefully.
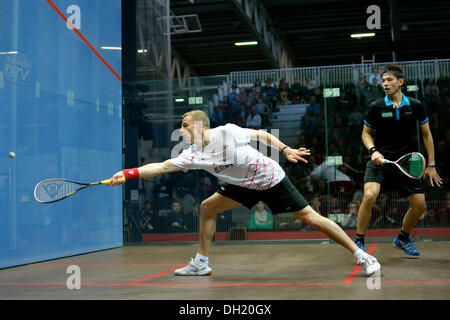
[364,94,429,161]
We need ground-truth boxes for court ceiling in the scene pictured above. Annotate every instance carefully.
[167,0,450,77]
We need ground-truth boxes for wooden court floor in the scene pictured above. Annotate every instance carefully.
[0,241,449,300]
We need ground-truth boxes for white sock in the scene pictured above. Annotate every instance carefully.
[194,253,208,264]
[353,249,367,261]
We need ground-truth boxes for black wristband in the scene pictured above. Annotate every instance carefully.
[368,147,376,155]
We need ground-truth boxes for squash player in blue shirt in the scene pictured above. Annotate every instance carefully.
[355,64,442,255]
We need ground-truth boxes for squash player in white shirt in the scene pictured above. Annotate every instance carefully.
[109,110,380,276]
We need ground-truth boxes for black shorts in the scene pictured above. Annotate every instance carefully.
[216,176,309,214]
[363,160,425,198]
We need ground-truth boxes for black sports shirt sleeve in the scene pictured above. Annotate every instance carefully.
[364,101,379,128]
[412,99,429,125]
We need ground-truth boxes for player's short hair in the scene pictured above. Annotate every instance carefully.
[381,64,405,79]
[183,110,210,129]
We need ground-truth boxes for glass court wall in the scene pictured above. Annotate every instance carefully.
[0,0,123,269]
[123,59,450,245]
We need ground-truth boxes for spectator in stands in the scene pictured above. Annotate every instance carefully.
[140,201,156,233]
[372,193,397,228]
[262,80,278,112]
[367,67,382,86]
[246,105,262,129]
[305,96,322,117]
[153,174,175,211]
[291,77,302,104]
[299,113,316,138]
[316,179,328,197]
[304,75,317,93]
[347,105,364,140]
[255,98,271,126]
[330,196,343,215]
[249,201,273,230]
[366,80,383,104]
[338,91,354,114]
[437,70,450,100]
[311,194,322,214]
[238,87,248,102]
[328,116,346,153]
[424,77,441,107]
[223,100,234,122]
[313,111,326,138]
[173,184,196,215]
[357,72,369,98]
[274,213,304,231]
[210,106,224,128]
[198,176,216,200]
[228,88,238,104]
[330,127,345,153]
[247,91,257,107]
[230,98,241,116]
[342,201,359,228]
[233,104,247,127]
[278,78,290,105]
[168,200,188,233]
[153,174,173,200]
[253,79,263,99]
[313,87,324,105]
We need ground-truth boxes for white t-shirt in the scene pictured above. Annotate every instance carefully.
[168,124,285,190]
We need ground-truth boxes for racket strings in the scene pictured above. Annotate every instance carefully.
[398,154,425,178]
[35,180,79,202]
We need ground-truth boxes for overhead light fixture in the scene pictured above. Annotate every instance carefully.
[0,51,18,55]
[137,49,148,54]
[350,33,375,39]
[100,46,122,50]
[174,98,184,102]
[234,41,258,46]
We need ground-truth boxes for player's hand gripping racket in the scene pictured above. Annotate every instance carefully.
[34,177,125,204]
[382,152,426,179]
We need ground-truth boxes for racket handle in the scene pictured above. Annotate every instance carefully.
[100,177,126,185]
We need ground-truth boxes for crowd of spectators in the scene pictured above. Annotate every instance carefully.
[136,68,450,237]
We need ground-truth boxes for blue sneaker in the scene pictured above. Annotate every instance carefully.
[393,235,420,256]
[355,240,365,252]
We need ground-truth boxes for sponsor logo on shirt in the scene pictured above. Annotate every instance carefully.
[214,162,235,173]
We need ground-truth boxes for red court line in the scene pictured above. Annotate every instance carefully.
[45,0,122,82]
[134,281,450,286]
[344,243,378,284]
[126,266,186,285]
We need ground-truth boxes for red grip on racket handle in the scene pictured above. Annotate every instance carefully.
[123,168,140,180]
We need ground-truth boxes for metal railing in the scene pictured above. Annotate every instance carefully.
[228,58,450,88]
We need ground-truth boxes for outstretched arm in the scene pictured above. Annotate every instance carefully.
[250,129,310,164]
[109,160,183,186]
